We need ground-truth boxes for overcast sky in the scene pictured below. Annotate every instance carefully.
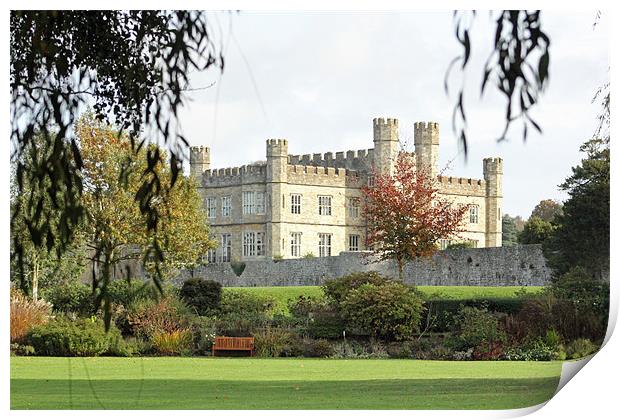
[178,11,609,218]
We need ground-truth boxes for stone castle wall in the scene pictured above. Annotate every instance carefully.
[173,244,551,287]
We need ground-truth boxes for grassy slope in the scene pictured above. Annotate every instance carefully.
[11,357,561,410]
[227,285,543,315]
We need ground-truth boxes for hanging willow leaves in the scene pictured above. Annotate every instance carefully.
[447,10,551,155]
[10,11,224,317]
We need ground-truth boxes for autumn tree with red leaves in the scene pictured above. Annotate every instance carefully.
[362,153,469,280]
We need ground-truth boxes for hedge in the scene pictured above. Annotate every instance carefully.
[421,297,526,332]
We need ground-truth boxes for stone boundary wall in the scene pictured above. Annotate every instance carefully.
[174,244,552,287]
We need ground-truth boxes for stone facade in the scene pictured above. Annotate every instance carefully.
[175,245,550,287]
[190,118,503,262]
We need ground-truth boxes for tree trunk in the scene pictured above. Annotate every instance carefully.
[32,254,39,301]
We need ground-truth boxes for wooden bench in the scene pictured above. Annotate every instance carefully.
[212,336,255,356]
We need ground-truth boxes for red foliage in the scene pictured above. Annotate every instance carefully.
[361,153,469,277]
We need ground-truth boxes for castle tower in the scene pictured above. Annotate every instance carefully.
[483,157,503,247]
[266,139,289,258]
[373,118,399,176]
[189,146,210,183]
[414,122,439,179]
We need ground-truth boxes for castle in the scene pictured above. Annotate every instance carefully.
[189,118,502,262]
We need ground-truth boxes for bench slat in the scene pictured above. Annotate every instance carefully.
[212,336,255,356]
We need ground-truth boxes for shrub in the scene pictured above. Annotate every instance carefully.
[152,329,194,356]
[230,261,246,276]
[288,295,330,318]
[565,338,598,359]
[187,316,218,354]
[126,295,190,339]
[323,271,391,306]
[304,339,334,358]
[446,241,475,250]
[508,293,556,340]
[551,267,609,341]
[219,290,276,317]
[253,327,296,357]
[27,317,122,356]
[504,338,562,361]
[10,290,53,344]
[387,341,415,359]
[106,280,160,308]
[307,311,346,339]
[215,313,270,337]
[422,297,524,332]
[448,306,507,352]
[41,281,96,316]
[180,278,222,315]
[11,343,36,356]
[341,282,423,341]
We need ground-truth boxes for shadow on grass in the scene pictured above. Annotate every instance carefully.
[11,377,560,410]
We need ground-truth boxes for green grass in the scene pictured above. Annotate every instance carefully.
[227,285,543,315]
[11,357,561,409]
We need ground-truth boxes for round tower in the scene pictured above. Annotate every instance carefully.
[414,121,439,178]
[483,157,503,247]
[189,146,210,182]
[372,117,399,176]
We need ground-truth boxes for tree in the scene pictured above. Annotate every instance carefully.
[361,153,469,279]
[10,11,223,294]
[10,135,86,300]
[77,114,215,325]
[530,199,563,223]
[518,217,555,245]
[544,138,609,280]
[501,214,519,246]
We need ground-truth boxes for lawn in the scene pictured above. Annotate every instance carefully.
[11,357,561,409]
[228,285,543,315]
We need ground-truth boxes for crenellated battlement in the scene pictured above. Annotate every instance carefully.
[287,164,365,187]
[266,139,288,146]
[437,175,486,196]
[414,121,440,145]
[483,157,503,175]
[205,164,266,177]
[288,148,374,171]
[266,138,289,158]
[373,117,399,140]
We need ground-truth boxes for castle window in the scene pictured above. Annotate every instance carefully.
[256,192,265,214]
[291,232,302,257]
[221,196,231,217]
[242,191,265,215]
[348,234,360,251]
[291,194,302,214]
[221,233,232,262]
[242,231,264,257]
[206,197,217,219]
[318,233,332,257]
[207,248,217,263]
[367,175,375,187]
[256,232,265,256]
[348,198,360,218]
[469,205,479,224]
[439,239,451,250]
[242,192,255,215]
[318,195,332,216]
